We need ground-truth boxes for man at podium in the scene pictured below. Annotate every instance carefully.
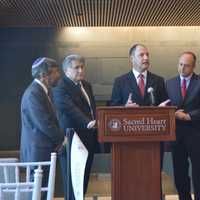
[110,43,168,199]
[110,43,167,108]
[110,42,168,147]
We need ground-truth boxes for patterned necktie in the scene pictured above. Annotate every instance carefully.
[181,78,187,99]
[77,82,94,119]
[138,74,145,97]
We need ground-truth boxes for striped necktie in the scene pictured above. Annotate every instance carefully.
[77,82,94,119]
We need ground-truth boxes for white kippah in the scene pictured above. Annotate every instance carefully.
[32,57,46,69]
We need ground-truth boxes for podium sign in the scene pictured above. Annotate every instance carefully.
[97,106,176,200]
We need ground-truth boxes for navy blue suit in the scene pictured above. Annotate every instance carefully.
[111,71,167,106]
[20,81,64,199]
[110,70,167,199]
[110,71,167,165]
[53,76,98,200]
[166,73,200,200]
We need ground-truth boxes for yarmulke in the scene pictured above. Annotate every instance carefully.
[32,57,57,69]
[32,57,46,69]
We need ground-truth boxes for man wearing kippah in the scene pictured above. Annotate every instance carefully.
[20,57,66,199]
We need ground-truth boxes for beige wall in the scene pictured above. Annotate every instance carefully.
[57,27,200,100]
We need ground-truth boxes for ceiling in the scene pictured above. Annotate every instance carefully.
[0,0,200,27]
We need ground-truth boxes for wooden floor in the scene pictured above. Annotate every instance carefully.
[54,172,183,200]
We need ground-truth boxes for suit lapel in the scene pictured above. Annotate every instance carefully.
[144,71,154,105]
[33,81,53,109]
[81,81,92,105]
[81,81,95,118]
[64,77,86,104]
[33,82,59,126]
[78,81,93,109]
[145,71,154,91]
[182,73,196,105]
[173,76,184,107]
[64,77,92,111]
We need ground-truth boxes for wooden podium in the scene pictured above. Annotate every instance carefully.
[97,106,176,200]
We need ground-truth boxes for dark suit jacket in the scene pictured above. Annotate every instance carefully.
[166,73,200,138]
[110,71,167,106]
[20,81,64,162]
[53,76,97,151]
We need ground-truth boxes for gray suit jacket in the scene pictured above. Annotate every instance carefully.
[20,81,64,162]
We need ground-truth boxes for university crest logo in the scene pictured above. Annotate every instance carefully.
[108,119,121,132]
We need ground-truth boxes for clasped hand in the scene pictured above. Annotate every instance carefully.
[175,109,191,121]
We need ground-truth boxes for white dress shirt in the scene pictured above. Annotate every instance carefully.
[34,78,48,95]
[132,68,147,86]
[180,74,192,89]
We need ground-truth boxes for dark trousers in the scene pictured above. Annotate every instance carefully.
[172,128,200,200]
[160,142,164,200]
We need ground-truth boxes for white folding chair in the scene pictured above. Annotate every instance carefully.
[0,152,57,200]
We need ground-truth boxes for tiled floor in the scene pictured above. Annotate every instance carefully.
[54,172,182,200]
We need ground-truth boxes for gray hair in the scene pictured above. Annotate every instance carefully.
[62,54,85,71]
[31,57,58,79]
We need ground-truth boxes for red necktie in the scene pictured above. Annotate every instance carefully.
[181,78,187,99]
[138,74,145,97]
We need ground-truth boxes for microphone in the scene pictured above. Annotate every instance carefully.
[147,87,155,106]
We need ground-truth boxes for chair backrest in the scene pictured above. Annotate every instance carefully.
[0,152,57,200]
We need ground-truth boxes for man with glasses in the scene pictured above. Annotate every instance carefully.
[166,52,200,200]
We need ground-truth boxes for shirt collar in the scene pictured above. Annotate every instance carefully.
[34,79,48,94]
[66,75,81,86]
[132,68,147,79]
[180,74,193,82]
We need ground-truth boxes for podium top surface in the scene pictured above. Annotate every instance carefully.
[97,106,176,110]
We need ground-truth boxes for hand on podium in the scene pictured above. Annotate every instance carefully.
[158,99,171,107]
